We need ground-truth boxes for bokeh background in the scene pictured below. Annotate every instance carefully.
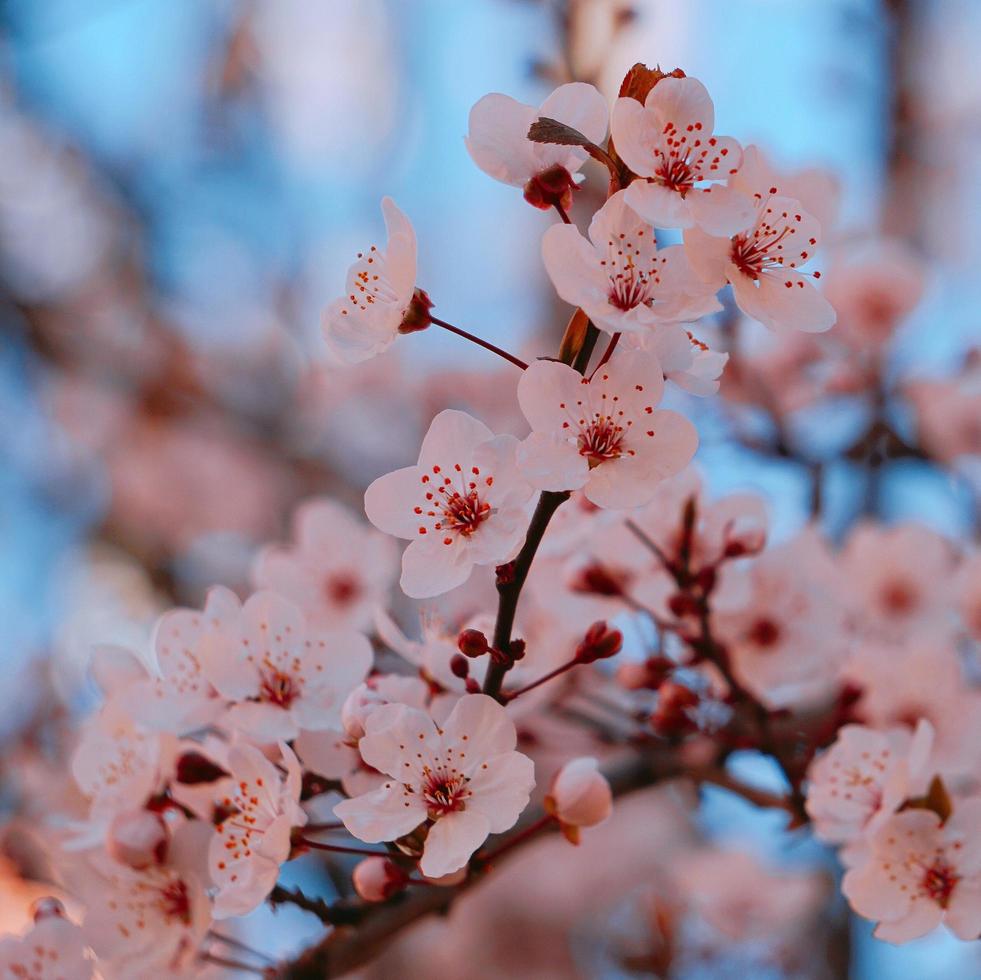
[1,0,979,976]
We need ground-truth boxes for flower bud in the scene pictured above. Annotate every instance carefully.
[450,653,470,679]
[547,757,612,833]
[175,750,228,784]
[352,857,408,902]
[107,809,168,869]
[523,164,576,211]
[30,897,66,922]
[569,563,625,596]
[650,681,700,737]
[458,628,489,658]
[508,638,526,662]
[575,621,623,664]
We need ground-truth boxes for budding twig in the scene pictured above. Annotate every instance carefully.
[429,315,529,370]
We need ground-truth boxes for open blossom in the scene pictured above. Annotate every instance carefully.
[515,349,698,508]
[322,197,419,364]
[684,151,836,334]
[364,409,533,598]
[611,75,753,235]
[252,498,398,633]
[0,911,94,980]
[334,694,535,878]
[465,82,608,202]
[541,190,722,335]
[208,742,306,918]
[633,322,729,396]
[806,722,934,855]
[842,801,981,942]
[208,590,372,742]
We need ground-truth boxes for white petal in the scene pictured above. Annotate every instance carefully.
[420,810,491,878]
[732,268,836,333]
[465,93,538,186]
[441,693,517,761]
[467,751,536,832]
[686,184,756,237]
[418,409,495,471]
[334,782,427,844]
[517,431,589,492]
[624,180,694,229]
[645,76,715,136]
[400,537,474,599]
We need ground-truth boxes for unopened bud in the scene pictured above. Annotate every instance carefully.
[509,639,526,662]
[30,897,66,923]
[398,288,434,334]
[107,809,168,869]
[352,857,408,902]
[175,751,228,784]
[569,563,626,597]
[547,757,612,835]
[523,164,576,211]
[458,629,489,659]
[575,621,623,664]
[450,653,470,679]
[617,656,674,691]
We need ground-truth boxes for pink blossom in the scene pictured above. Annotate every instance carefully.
[906,354,981,464]
[806,722,934,853]
[611,76,753,235]
[106,809,169,870]
[364,410,534,598]
[540,190,722,335]
[252,498,398,633]
[465,82,608,190]
[322,197,417,364]
[842,801,981,942]
[515,350,698,508]
[207,590,373,742]
[684,149,836,334]
[547,757,612,832]
[0,913,94,980]
[208,742,307,918]
[631,322,729,396]
[334,694,535,878]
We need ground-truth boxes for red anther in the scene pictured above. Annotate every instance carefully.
[575,621,624,664]
[523,164,577,212]
[458,628,489,659]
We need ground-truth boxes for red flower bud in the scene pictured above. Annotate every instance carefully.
[576,621,623,664]
[523,164,577,212]
[458,629,489,658]
[450,653,470,679]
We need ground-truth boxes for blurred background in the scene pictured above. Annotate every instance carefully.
[0,0,978,976]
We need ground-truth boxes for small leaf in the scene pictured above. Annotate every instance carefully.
[527,116,594,149]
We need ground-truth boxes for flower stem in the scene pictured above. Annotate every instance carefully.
[503,658,580,702]
[554,202,572,224]
[296,839,392,858]
[430,316,528,370]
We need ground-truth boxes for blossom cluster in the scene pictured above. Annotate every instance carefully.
[2,62,979,980]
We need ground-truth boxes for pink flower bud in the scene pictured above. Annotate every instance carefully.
[352,857,408,902]
[107,809,168,869]
[548,757,612,829]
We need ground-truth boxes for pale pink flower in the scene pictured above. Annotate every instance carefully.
[208,742,307,918]
[0,913,93,980]
[633,322,729,396]
[541,190,722,335]
[684,150,836,333]
[322,197,417,364]
[842,801,981,942]
[840,523,956,641]
[374,608,470,691]
[465,82,608,189]
[611,76,753,235]
[294,674,431,797]
[515,349,697,508]
[207,590,373,742]
[805,722,934,853]
[547,757,612,832]
[139,586,241,733]
[252,498,398,633]
[906,355,981,464]
[364,410,534,599]
[334,694,535,878]
[713,528,846,708]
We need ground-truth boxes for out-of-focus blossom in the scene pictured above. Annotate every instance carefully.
[843,801,981,942]
[0,908,93,980]
[547,757,612,840]
[634,323,729,396]
[253,498,398,633]
[515,350,697,508]
[541,190,722,335]
[322,197,418,364]
[612,76,752,235]
[466,82,608,205]
[208,743,306,918]
[208,590,372,742]
[906,353,981,464]
[335,694,535,878]
[364,410,533,598]
[957,552,981,639]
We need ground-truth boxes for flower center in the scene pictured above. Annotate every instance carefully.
[921,860,959,908]
[747,617,781,649]
[325,573,361,607]
[602,229,661,311]
[730,200,811,281]
[578,416,626,466]
[655,157,696,194]
[416,464,494,545]
[158,879,192,925]
[880,580,917,615]
[259,667,299,708]
[422,771,470,819]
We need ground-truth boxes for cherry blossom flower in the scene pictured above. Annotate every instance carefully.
[334,694,535,878]
[546,757,612,841]
[322,197,419,364]
[465,82,608,202]
[208,742,306,918]
[633,323,729,396]
[684,149,836,334]
[0,911,94,980]
[515,349,698,508]
[905,354,981,464]
[806,722,934,856]
[541,190,722,335]
[252,498,398,633]
[610,75,753,235]
[208,590,373,742]
[840,522,956,641]
[364,410,534,598]
[842,800,981,942]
